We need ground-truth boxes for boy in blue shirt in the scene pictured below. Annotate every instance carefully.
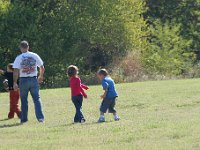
[97,69,120,123]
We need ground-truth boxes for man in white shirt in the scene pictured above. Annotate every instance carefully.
[13,41,45,123]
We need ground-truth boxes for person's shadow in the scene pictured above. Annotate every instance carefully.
[0,118,10,122]
[0,123,21,129]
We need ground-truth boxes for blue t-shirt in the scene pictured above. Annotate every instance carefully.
[102,76,118,99]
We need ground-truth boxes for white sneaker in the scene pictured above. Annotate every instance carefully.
[114,116,120,121]
[98,117,105,123]
[38,119,45,123]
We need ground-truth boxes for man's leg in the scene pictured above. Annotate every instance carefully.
[8,91,15,119]
[19,79,29,123]
[30,78,44,122]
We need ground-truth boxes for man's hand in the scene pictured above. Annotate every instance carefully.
[100,95,105,99]
[13,82,19,91]
[38,65,45,84]
[38,75,44,84]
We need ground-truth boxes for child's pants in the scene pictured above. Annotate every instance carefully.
[72,95,85,122]
[100,97,117,113]
[8,90,21,119]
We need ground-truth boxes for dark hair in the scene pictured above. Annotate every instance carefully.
[20,40,29,48]
[97,69,109,76]
[67,65,78,77]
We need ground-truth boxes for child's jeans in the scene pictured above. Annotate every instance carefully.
[72,95,85,122]
[8,90,21,119]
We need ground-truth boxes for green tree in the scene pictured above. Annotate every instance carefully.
[0,0,147,89]
[142,21,195,76]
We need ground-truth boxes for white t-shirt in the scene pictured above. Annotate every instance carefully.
[13,51,44,77]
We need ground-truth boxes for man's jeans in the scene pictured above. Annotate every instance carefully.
[19,77,44,123]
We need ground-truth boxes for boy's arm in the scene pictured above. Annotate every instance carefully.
[101,90,107,99]
[77,78,88,98]
[80,87,88,98]
[81,84,89,90]
[101,80,108,99]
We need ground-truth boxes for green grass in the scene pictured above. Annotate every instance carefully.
[1,79,200,150]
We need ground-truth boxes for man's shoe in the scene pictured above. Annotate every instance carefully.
[80,119,86,123]
[38,119,45,123]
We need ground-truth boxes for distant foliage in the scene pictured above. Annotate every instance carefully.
[0,0,200,90]
[0,0,147,89]
[142,21,195,76]
[144,0,200,76]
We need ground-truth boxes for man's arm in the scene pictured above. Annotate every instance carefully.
[13,68,19,91]
[38,65,45,83]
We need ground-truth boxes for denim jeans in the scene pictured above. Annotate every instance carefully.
[72,95,85,122]
[19,77,44,122]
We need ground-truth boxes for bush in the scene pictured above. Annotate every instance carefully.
[110,51,144,83]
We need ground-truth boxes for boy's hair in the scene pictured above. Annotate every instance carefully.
[7,63,14,71]
[67,65,78,77]
[97,69,109,76]
[20,41,29,49]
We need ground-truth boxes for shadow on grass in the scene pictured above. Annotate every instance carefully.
[0,123,21,128]
[50,120,114,128]
[121,103,145,109]
[0,118,9,122]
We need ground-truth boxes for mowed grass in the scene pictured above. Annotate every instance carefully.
[1,79,200,150]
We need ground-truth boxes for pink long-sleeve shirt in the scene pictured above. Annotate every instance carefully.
[69,76,89,98]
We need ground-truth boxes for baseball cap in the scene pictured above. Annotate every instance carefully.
[20,40,29,48]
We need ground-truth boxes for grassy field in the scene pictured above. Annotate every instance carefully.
[1,79,200,150]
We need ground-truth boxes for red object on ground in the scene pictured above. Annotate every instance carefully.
[69,76,89,98]
[8,90,21,119]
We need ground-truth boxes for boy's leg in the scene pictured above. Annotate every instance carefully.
[8,91,15,119]
[20,78,29,123]
[98,99,109,122]
[108,98,120,121]
[29,78,44,122]
[72,97,80,123]
[13,90,21,118]
[73,96,85,122]
[77,95,85,122]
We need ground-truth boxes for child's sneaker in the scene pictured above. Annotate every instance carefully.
[98,117,105,123]
[114,116,120,121]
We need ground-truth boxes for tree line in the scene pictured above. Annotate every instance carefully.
[0,0,199,89]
